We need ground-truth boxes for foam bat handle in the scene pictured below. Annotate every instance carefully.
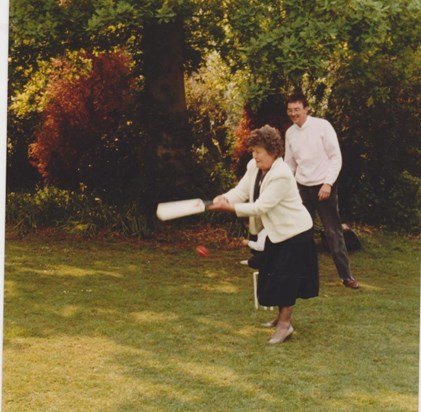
[156,198,213,221]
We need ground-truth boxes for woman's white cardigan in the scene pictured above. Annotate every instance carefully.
[223,157,313,243]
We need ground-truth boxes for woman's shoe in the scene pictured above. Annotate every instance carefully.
[261,319,278,328]
[268,325,294,344]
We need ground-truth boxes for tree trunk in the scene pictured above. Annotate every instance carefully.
[142,19,187,114]
[141,18,194,213]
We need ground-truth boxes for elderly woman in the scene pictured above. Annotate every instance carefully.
[208,125,319,344]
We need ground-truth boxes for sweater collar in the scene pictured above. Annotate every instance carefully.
[294,115,312,130]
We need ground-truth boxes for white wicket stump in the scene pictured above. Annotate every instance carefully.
[253,272,274,310]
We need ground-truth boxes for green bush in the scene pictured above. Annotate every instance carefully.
[6,186,153,238]
[387,172,421,231]
[7,187,72,233]
[340,171,421,233]
[185,52,243,197]
[328,51,420,233]
[6,186,249,239]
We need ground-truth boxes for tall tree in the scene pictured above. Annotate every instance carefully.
[86,0,226,207]
[9,0,225,208]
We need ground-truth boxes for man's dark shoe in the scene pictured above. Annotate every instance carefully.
[343,278,360,289]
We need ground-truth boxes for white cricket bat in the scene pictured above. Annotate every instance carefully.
[156,198,213,221]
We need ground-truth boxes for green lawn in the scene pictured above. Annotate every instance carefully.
[2,228,419,411]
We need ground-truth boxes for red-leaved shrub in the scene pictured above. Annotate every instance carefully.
[29,49,136,189]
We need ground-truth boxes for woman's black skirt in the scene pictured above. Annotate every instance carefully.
[257,228,319,307]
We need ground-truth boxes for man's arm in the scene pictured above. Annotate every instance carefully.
[321,120,342,186]
[318,120,342,201]
[284,132,297,174]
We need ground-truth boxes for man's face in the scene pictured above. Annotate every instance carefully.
[287,101,309,127]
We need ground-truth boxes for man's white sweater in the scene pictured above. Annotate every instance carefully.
[285,116,342,186]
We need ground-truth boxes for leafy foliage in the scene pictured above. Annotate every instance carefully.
[7,0,421,232]
[6,186,153,237]
[27,50,139,194]
[328,7,421,231]
[185,52,244,195]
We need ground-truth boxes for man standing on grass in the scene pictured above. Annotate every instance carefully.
[284,92,360,289]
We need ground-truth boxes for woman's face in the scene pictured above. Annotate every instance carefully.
[251,146,276,172]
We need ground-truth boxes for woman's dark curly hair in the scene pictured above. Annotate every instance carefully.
[246,124,283,157]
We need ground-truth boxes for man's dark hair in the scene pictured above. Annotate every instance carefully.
[287,92,309,108]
